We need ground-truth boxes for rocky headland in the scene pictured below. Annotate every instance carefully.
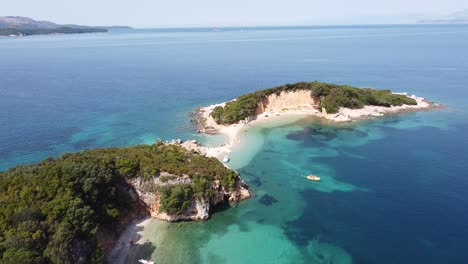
[0,143,252,263]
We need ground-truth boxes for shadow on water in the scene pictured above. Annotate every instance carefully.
[209,199,232,215]
[110,240,156,264]
[133,242,157,261]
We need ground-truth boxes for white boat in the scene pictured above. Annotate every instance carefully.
[138,260,155,264]
[307,174,321,181]
[222,156,230,163]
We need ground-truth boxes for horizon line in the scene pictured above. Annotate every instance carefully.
[131,22,468,30]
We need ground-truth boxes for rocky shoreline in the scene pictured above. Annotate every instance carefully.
[190,108,220,134]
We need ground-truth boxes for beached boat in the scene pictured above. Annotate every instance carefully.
[223,156,230,163]
[307,174,320,181]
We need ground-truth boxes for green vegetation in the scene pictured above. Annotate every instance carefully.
[211,82,309,124]
[310,82,417,114]
[0,27,107,36]
[211,81,417,124]
[159,185,193,214]
[0,144,238,263]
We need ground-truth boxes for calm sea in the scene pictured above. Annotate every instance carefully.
[1,25,468,263]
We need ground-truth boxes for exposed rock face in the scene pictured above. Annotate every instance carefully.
[128,174,252,222]
[192,91,319,133]
[255,90,318,114]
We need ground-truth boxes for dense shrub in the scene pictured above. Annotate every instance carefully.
[316,86,417,113]
[159,185,193,214]
[193,175,215,199]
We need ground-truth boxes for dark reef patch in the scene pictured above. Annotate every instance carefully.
[258,194,278,206]
[250,177,262,187]
[72,137,97,149]
[286,125,369,148]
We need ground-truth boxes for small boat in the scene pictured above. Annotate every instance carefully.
[307,174,321,181]
[223,156,230,163]
[138,259,155,264]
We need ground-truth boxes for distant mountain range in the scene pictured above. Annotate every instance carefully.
[0,16,132,36]
[420,9,468,24]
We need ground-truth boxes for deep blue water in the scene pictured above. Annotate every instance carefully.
[1,25,468,263]
[282,120,468,263]
[1,24,467,170]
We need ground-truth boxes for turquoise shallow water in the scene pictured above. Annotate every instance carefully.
[139,108,468,264]
[1,25,468,263]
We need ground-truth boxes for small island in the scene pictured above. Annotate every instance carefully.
[208,81,435,124]
[0,143,251,263]
[190,81,439,158]
[195,81,438,128]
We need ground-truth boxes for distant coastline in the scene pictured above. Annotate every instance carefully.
[0,27,107,37]
[0,16,133,37]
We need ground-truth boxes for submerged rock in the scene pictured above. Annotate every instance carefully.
[250,177,262,187]
[259,194,278,206]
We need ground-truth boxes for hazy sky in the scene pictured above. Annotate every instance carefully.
[2,0,468,27]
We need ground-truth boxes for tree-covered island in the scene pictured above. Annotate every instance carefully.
[211,81,419,125]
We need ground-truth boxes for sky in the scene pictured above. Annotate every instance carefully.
[2,0,468,28]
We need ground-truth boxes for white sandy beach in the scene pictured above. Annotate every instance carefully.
[107,218,152,264]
